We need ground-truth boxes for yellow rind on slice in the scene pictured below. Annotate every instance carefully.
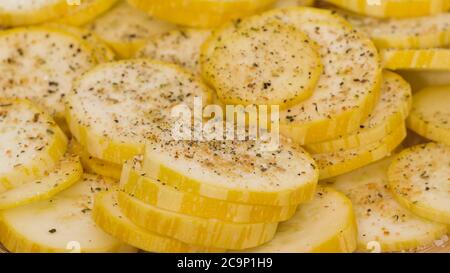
[407,85,450,145]
[242,187,357,253]
[88,1,176,59]
[314,124,406,180]
[325,0,450,18]
[202,19,322,108]
[118,191,279,250]
[0,0,68,27]
[0,174,136,253]
[121,157,298,223]
[325,4,450,49]
[127,0,276,28]
[69,141,121,181]
[352,14,450,49]
[381,49,450,71]
[330,157,448,252]
[0,154,82,210]
[388,143,450,224]
[306,71,412,153]
[93,191,224,253]
[0,99,68,192]
[55,0,119,26]
[136,29,211,75]
[143,130,319,206]
[81,156,122,181]
[66,59,212,165]
[0,26,97,119]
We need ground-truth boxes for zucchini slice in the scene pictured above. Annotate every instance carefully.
[43,23,115,63]
[0,154,82,210]
[93,191,223,252]
[142,129,319,206]
[0,174,136,253]
[202,19,323,108]
[340,10,450,49]
[88,1,176,59]
[243,187,357,253]
[0,99,68,192]
[279,21,380,144]
[69,141,121,181]
[0,27,97,119]
[388,143,450,224]
[56,0,119,26]
[407,85,450,145]
[127,0,276,28]
[314,124,406,179]
[381,49,450,70]
[118,191,278,250]
[330,157,448,252]
[324,0,450,18]
[202,8,381,144]
[0,0,68,26]
[136,29,211,75]
[66,59,212,164]
[306,71,412,153]
[121,157,298,223]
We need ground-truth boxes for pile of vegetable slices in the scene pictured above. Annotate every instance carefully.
[0,0,447,253]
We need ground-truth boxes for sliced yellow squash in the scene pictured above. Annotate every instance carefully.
[127,0,276,28]
[93,190,224,252]
[307,71,412,153]
[0,0,118,27]
[88,1,176,59]
[407,85,450,145]
[118,191,278,249]
[388,143,450,224]
[56,0,118,26]
[43,23,115,63]
[0,154,82,210]
[142,126,319,206]
[0,27,97,119]
[69,141,121,181]
[202,19,322,108]
[0,0,68,26]
[330,157,448,252]
[314,124,406,180]
[0,174,136,253]
[325,4,450,49]
[381,49,450,70]
[242,187,357,253]
[122,157,298,223]
[203,7,380,144]
[0,99,68,192]
[136,29,211,75]
[324,0,450,18]
[66,59,212,165]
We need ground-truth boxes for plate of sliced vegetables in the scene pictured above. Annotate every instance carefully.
[0,0,447,254]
